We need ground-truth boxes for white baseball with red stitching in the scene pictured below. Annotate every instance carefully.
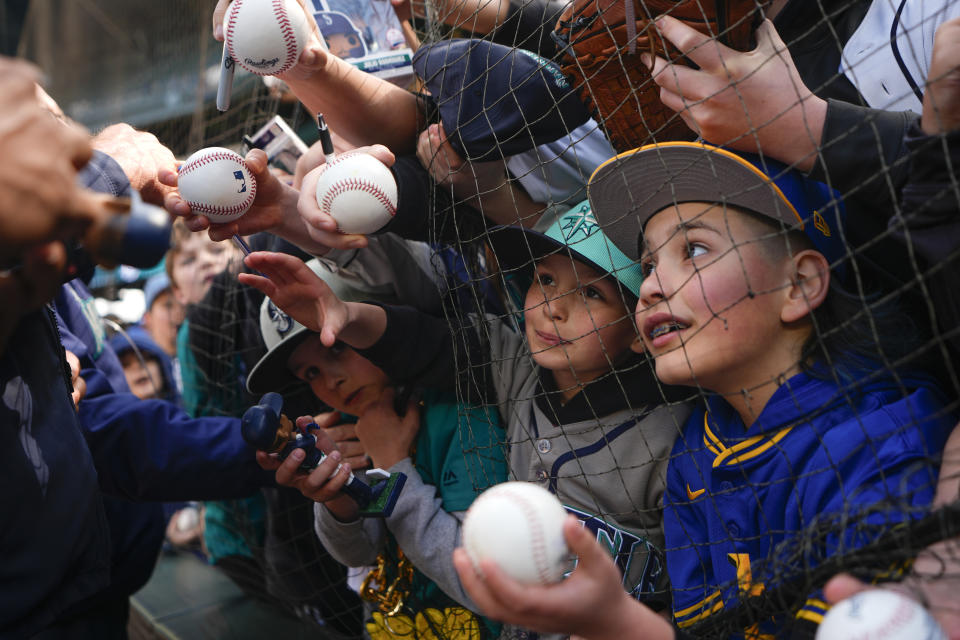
[462,481,571,585]
[314,153,398,235]
[816,590,947,640]
[224,0,309,76]
[178,147,257,223]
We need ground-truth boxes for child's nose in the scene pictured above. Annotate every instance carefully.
[639,270,665,308]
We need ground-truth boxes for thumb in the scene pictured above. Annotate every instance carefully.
[754,19,788,57]
[562,515,596,560]
[823,574,870,604]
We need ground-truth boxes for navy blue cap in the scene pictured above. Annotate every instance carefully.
[413,38,590,162]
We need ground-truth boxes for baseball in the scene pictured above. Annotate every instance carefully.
[178,147,257,223]
[815,590,947,640]
[462,481,571,585]
[314,153,398,235]
[176,506,200,532]
[224,0,309,76]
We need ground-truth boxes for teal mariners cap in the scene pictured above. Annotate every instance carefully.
[587,141,848,269]
[486,200,644,298]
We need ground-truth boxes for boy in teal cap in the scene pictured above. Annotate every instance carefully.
[240,203,690,637]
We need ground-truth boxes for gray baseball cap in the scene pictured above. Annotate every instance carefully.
[588,142,847,266]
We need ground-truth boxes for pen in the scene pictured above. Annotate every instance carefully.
[317,113,336,162]
[217,43,235,112]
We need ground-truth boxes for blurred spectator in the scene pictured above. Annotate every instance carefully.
[140,272,183,358]
[108,325,180,404]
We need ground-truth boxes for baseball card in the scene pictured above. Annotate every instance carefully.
[308,0,414,86]
[244,115,309,175]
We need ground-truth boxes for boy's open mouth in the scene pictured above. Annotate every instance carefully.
[649,321,687,339]
[644,314,690,342]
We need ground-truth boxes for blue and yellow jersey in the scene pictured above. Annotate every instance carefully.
[663,370,955,638]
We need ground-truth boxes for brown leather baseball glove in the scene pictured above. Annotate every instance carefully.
[552,0,760,152]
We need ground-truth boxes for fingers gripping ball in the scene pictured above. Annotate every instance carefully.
[224,0,309,76]
[314,153,398,235]
[462,482,571,585]
[815,590,947,640]
[178,147,257,223]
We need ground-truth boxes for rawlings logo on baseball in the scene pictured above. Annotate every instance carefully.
[178,147,257,223]
[224,0,309,76]
[314,153,398,235]
[461,481,571,585]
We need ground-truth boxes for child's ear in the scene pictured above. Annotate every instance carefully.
[781,250,830,324]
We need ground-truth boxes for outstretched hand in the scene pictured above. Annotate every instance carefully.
[452,516,672,640]
[647,16,827,172]
[296,145,396,251]
[160,149,300,241]
[212,0,329,82]
[238,251,349,346]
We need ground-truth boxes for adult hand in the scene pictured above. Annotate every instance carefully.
[297,145,396,251]
[160,148,299,240]
[354,388,420,470]
[416,123,505,200]
[922,17,960,135]
[238,250,350,344]
[453,516,673,640]
[212,0,330,83]
[0,58,105,260]
[91,123,178,205]
[647,16,827,172]
[255,414,359,519]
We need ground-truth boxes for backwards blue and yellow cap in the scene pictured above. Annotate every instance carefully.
[486,200,644,298]
[587,142,848,269]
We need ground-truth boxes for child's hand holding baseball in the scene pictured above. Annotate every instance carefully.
[453,516,673,640]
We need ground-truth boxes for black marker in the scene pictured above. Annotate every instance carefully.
[317,113,335,162]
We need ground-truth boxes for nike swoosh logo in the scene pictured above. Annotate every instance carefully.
[686,484,705,500]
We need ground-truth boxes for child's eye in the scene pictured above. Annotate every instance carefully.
[302,366,321,381]
[640,259,656,278]
[535,272,555,287]
[583,286,604,301]
[687,243,708,259]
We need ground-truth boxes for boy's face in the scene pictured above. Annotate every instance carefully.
[170,234,241,305]
[635,202,798,394]
[119,351,165,400]
[524,253,640,391]
[286,334,390,416]
[142,289,184,356]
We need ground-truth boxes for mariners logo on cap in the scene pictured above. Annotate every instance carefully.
[560,205,600,242]
[267,301,293,338]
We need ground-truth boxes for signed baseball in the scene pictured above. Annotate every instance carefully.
[314,153,398,235]
[815,590,947,640]
[224,0,309,76]
[462,482,571,585]
[178,147,257,223]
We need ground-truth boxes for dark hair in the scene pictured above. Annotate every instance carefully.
[740,211,921,383]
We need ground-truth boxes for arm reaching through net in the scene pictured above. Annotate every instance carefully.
[239,250,387,349]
